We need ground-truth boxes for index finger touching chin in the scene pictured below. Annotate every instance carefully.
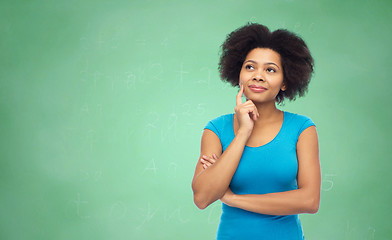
[236,82,244,106]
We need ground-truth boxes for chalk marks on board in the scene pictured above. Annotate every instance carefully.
[143,158,158,175]
[146,111,160,129]
[110,201,128,220]
[79,51,229,95]
[293,22,302,33]
[85,129,96,153]
[367,226,376,240]
[249,16,258,23]
[79,59,164,91]
[110,201,191,227]
[162,113,179,141]
[135,35,170,48]
[160,37,169,47]
[81,103,104,116]
[164,206,190,224]
[144,102,206,143]
[175,103,206,119]
[136,39,147,46]
[124,71,137,89]
[136,204,190,229]
[70,193,90,219]
[80,169,103,182]
[142,158,179,178]
[150,63,164,82]
[68,194,191,226]
[167,162,178,179]
[176,63,189,86]
[129,63,164,85]
[80,32,119,51]
[79,36,89,50]
[345,220,376,240]
[198,67,212,86]
[136,202,160,229]
[321,173,337,192]
[145,111,172,142]
[160,111,179,142]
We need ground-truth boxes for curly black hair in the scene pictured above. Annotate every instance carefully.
[218,23,314,105]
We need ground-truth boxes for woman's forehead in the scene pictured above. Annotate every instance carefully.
[245,48,281,65]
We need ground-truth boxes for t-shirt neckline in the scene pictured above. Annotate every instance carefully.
[231,111,286,149]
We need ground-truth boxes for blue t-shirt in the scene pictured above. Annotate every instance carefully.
[204,111,316,240]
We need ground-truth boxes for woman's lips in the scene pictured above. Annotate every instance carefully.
[248,85,267,93]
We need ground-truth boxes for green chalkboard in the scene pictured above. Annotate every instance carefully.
[1,0,391,239]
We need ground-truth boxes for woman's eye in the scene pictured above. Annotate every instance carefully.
[267,68,276,73]
[245,65,254,70]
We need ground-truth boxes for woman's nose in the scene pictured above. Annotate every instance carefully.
[252,71,265,81]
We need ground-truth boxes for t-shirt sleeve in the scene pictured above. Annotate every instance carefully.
[204,119,221,139]
[297,116,316,139]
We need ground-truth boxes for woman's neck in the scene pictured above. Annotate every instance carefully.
[253,101,283,126]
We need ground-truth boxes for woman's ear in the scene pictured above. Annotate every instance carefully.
[280,83,287,92]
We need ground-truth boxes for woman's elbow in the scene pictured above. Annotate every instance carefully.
[306,197,320,214]
[191,181,217,209]
[193,194,210,210]
[311,201,320,214]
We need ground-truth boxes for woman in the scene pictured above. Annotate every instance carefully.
[191,23,320,239]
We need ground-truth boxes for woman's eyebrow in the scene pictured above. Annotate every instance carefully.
[244,60,281,70]
[265,62,280,70]
[244,60,257,64]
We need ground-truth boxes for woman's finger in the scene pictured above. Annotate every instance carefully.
[202,155,216,164]
[252,106,259,121]
[236,82,244,106]
[201,160,211,169]
[242,100,259,120]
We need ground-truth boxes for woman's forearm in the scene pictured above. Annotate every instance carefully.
[223,188,320,215]
[192,130,250,209]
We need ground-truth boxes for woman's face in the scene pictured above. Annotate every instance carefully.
[239,48,286,103]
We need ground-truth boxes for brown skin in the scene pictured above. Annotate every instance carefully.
[192,48,320,214]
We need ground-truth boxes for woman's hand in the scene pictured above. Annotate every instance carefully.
[200,154,218,169]
[199,155,236,206]
[234,82,259,134]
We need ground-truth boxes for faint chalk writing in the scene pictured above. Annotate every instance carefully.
[80,169,102,182]
[321,173,337,191]
[71,193,90,219]
[167,162,178,178]
[176,63,188,86]
[164,207,190,223]
[110,201,128,219]
[136,203,160,229]
[143,158,158,175]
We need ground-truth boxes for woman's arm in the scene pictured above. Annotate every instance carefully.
[220,125,321,215]
[191,128,250,209]
[192,83,258,210]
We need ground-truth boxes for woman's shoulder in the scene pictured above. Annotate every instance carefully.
[284,111,316,137]
[204,113,234,138]
[285,111,314,123]
[208,113,234,124]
